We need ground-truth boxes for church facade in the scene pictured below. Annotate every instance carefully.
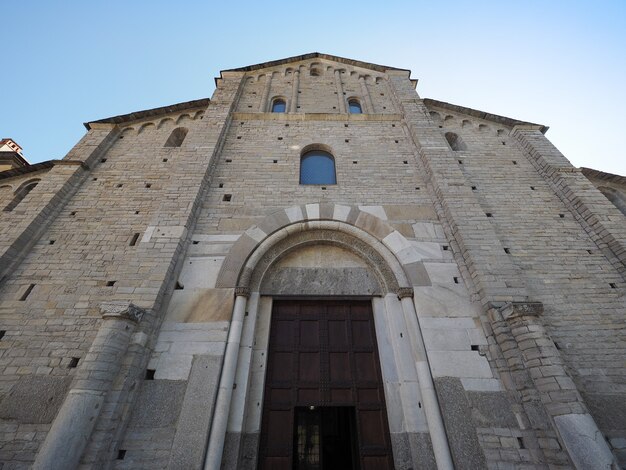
[0,53,624,469]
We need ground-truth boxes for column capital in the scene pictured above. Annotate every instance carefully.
[234,286,251,298]
[397,287,414,299]
[498,301,543,322]
[99,301,146,323]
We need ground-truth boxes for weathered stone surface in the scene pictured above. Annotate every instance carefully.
[0,376,72,424]
[434,377,487,470]
[169,355,223,470]
[127,380,186,428]
[467,391,518,427]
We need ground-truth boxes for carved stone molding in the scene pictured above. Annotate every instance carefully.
[499,301,544,322]
[99,301,146,323]
[247,228,400,293]
[396,287,414,299]
[235,286,251,298]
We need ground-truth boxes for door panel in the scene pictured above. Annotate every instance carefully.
[258,300,393,470]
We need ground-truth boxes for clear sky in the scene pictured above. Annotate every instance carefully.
[2,1,625,175]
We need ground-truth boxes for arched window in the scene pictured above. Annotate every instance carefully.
[164,127,188,147]
[348,99,362,114]
[445,132,467,151]
[3,179,40,212]
[300,150,336,185]
[310,68,320,77]
[271,98,286,113]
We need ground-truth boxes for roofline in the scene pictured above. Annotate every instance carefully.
[220,52,410,75]
[0,159,87,181]
[581,167,626,184]
[423,98,549,133]
[84,97,210,129]
[0,151,29,167]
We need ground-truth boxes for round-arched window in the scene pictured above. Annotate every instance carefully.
[300,150,336,185]
[271,99,286,113]
[348,99,362,114]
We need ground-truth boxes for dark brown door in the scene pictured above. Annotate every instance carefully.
[258,300,394,470]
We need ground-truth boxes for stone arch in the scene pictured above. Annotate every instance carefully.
[137,122,155,134]
[3,178,41,212]
[157,118,174,129]
[215,204,425,293]
[176,114,192,124]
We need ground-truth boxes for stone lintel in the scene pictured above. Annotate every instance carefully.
[99,301,146,323]
[499,301,544,322]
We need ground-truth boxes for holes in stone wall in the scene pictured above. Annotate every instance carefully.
[225,159,232,163]
[443,245,449,251]
[486,213,493,217]
[530,186,535,190]
[470,345,479,351]
[345,139,349,143]
[134,211,140,215]
[453,277,459,284]
[68,357,80,368]
[116,184,123,188]
[129,233,140,246]
[0,331,5,340]
[49,240,55,245]
[163,158,168,162]
[458,160,463,164]
[512,161,517,165]
[471,186,477,191]
[93,178,98,181]
[403,161,408,164]
[145,369,156,380]
[587,249,593,254]
[20,284,35,301]
[145,183,152,188]
[610,283,617,289]
[517,438,525,449]
[273,160,278,163]
[352,161,358,164]
[415,187,420,190]
[218,183,224,188]
[559,214,565,218]
[70,211,77,216]
[101,158,107,163]
[504,247,510,254]
[223,194,232,202]
[192,241,199,245]
[277,137,283,140]
[237,136,242,140]
[106,280,116,287]
[117,450,127,460]
[175,281,184,290]
[344,124,349,128]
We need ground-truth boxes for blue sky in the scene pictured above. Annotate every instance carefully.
[2,1,625,174]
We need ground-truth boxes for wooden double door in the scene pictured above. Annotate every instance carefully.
[258,300,394,470]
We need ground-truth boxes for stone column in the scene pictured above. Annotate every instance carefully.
[499,302,618,469]
[359,76,374,113]
[259,73,273,112]
[398,288,454,470]
[334,69,346,113]
[33,302,145,470]
[204,287,250,470]
[289,70,300,113]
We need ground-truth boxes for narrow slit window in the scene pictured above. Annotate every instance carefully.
[164,127,188,147]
